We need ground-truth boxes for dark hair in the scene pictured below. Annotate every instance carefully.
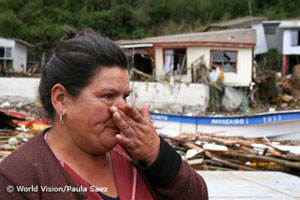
[39,29,128,120]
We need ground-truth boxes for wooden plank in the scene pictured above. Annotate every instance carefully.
[183,142,205,153]
[187,158,204,166]
[0,151,11,156]
[223,152,300,170]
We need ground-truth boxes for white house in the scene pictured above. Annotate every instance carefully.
[206,16,268,56]
[279,20,300,75]
[117,29,256,87]
[0,37,33,74]
[206,17,300,76]
[263,21,283,53]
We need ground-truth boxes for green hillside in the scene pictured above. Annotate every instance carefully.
[0,0,300,60]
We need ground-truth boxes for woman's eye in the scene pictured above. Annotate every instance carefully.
[104,94,114,99]
[123,95,129,100]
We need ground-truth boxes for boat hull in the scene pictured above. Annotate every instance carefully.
[150,110,300,140]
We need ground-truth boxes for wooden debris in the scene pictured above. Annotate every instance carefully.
[0,151,11,156]
[183,142,205,153]
[222,152,300,170]
[162,133,300,177]
[186,158,204,166]
[209,154,258,171]
[197,136,252,146]
[1,106,300,178]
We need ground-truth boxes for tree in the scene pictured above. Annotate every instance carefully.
[0,0,299,61]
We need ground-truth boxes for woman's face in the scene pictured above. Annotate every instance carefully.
[64,67,130,154]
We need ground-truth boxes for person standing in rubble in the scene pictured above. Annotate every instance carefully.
[209,65,224,83]
[208,65,224,112]
[0,29,208,200]
[209,65,220,82]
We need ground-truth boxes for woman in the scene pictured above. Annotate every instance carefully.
[0,29,208,200]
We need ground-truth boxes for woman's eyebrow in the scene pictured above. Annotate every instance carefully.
[99,88,118,93]
[98,88,131,95]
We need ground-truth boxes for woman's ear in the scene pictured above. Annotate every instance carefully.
[51,83,68,116]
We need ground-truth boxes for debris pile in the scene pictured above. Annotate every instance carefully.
[252,65,300,112]
[162,133,300,177]
[0,116,48,162]
[278,65,300,106]
[1,98,300,178]
[0,132,37,162]
[0,98,50,162]
[0,97,45,117]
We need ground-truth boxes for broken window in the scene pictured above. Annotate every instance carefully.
[0,47,12,59]
[211,50,237,72]
[163,48,187,76]
[123,47,154,81]
[291,30,300,46]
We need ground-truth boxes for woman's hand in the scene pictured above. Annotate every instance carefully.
[110,103,160,166]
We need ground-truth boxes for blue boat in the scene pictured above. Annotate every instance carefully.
[150,110,300,140]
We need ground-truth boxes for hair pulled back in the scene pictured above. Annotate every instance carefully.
[39,29,128,120]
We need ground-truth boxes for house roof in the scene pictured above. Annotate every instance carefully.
[14,39,34,47]
[208,16,267,29]
[279,20,300,29]
[263,20,281,25]
[0,37,34,47]
[117,29,256,48]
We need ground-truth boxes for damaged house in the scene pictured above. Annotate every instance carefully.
[117,29,256,87]
[117,29,256,113]
[204,17,300,110]
[206,16,300,76]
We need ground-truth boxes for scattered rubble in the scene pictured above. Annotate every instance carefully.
[0,97,45,117]
[162,133,300,177]
[252,65,300,113]
[1,104,300,178]
[0,97,49,162]
[1,91,300,178]
[278,65,300,106]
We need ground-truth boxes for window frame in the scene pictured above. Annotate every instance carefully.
[163,47,187,75]
[210,49,238,73]
[264,26,276,35]
[291,30,300,46]
[0,47,13,59]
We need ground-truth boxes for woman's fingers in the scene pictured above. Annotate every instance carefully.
[110,104,160,165]
[140,104,151,122]
[111,109,134,138]
[116,134,136,150]
[125,103,144,123]
[111,103,148,125]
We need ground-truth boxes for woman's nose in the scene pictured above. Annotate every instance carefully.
[114,97,126,111]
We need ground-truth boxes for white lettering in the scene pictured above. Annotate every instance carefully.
[90,186,108,193]
[16,185,38,192]
[40,186,65,192]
